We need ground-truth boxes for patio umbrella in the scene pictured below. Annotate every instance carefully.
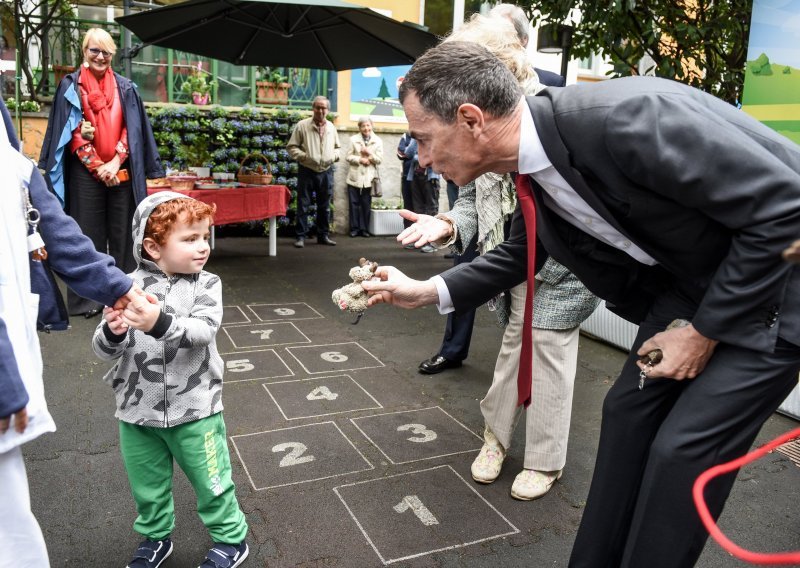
[115,0,439,70]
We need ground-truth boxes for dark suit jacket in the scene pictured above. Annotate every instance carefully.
[442,76,800,354]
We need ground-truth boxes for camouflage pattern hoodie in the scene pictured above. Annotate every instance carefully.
[92,191,224,427]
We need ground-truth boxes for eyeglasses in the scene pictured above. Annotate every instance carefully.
[87,47,112,59]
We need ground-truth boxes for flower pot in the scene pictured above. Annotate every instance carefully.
[188,166,211,178]
[192,92,210,105]
[256,81,290,105]
[368,209,404,236]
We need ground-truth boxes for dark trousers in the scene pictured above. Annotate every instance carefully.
[295,165,332,240]
[569,286,800,568]
[400,177,413,228]
[410,174,439,216]
[347,185,371,234]
[438,235,480,362]
[66,156,136,315]
[446,180,459,209]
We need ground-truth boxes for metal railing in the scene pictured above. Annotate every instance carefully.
[16,15,330,108]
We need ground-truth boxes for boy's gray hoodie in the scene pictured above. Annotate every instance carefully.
[92,191,224,427]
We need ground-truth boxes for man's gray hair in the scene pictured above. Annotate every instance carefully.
[489,3,530,45]
[312,96,330,108]
[399,42,522,123]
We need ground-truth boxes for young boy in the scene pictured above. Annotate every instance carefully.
[92,192,248,568]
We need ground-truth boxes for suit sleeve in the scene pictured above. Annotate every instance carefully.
[29,167,133,306]
[441,206,547,313]
[605,94,800,347]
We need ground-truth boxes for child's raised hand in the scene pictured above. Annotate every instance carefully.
[103,306,128,335]
[121,296,161,333]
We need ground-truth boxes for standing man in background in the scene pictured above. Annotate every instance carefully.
[287,95,340,248]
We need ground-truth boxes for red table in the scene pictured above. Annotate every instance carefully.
[147,184,291,256]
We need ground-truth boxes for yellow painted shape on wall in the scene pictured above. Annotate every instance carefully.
[742,104,800,121]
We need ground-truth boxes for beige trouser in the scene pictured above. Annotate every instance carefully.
[479,282,580,472]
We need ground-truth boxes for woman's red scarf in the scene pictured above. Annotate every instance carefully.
[78,65,123,161]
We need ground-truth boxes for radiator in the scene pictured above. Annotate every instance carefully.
[579,302,800,421]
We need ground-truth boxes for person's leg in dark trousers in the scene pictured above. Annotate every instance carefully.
[401,177,413,228]
[314,169,332,241]
[446,180,459,210]
[425,177,440,216]
[294,166,313,242]
[359,188,372,236]
[66,157,107,315]
[410,173,427,215]
[438,236,479,361]
[569,288,800,568]
[347,184,361,235]
[105,167,136,273]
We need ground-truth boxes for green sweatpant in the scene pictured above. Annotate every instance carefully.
[119,413,248,544]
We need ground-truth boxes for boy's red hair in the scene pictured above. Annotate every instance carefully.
[144,198,216,247]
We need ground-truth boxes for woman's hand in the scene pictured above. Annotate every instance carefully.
[359,156,371,165]
[96,154,122,186]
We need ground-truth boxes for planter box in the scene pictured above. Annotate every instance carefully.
[579,301,638,352]
[581,302,800,421]
[256,81,290,105]
[369,209,403,236]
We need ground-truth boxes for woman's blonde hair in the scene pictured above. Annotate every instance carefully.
[82,28,117,59]
[444,14,537,89]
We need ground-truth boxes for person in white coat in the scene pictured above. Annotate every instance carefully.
[0,99,138,568]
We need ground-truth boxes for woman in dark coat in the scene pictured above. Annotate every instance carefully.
[39,27,163,317]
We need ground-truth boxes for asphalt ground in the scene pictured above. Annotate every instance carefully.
[29,233,800,567]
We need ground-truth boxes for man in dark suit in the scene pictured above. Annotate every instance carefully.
[363,41,800,567]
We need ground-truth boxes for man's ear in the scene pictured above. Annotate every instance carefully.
[456,103,484,138]
[142,237,161,261]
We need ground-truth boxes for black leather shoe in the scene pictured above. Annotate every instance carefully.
[360,231,371,238]
[418,354,462,374]
[318,236,337,246]
[350,230,359,237]
[84,307,103,319]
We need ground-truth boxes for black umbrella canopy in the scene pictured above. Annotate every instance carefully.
[116,0,439,70]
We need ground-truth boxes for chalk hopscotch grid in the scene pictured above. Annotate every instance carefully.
[333,464,520,565]
[349,406,483,465]
[230,421,374,491]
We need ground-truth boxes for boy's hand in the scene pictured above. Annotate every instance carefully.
[103,306,128,335]
[121,296,161,333]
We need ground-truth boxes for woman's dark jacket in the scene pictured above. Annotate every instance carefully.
[38,69,164,207]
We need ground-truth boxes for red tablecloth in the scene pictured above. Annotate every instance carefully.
[146,185,291,225]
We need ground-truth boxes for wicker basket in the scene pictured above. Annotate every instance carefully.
[167,175,197,191]
[237,153,273,186]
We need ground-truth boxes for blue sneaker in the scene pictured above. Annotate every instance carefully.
[127,538,173,568]
[198,541,249,568]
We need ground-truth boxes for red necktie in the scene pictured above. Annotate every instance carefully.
[515,173,536,408]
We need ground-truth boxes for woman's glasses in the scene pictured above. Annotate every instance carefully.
[87,47,112,59]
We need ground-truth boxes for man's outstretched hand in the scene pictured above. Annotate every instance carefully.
[396,210,452,249]
[361,266,440,309]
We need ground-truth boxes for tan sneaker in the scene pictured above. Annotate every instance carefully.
[471,427,506,483]
[510,469,563,501]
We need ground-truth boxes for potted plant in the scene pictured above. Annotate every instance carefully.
[181,64,217,105]
[256,67,290,105]
[183,133,213,178]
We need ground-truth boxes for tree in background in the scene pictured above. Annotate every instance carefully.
[520,0,752,105]
[376,78,391,100]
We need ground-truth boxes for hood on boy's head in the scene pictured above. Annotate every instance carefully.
[131,191,195,266]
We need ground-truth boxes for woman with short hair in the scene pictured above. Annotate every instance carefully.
[39,27,163,318]
[345,116,383,237]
